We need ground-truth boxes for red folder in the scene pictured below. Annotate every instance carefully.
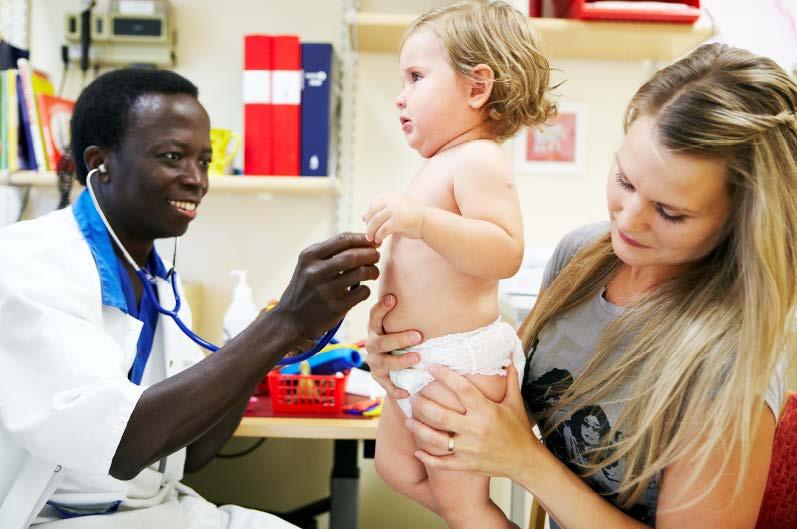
[244,35,272,175]
[271,36,301,176]
[243,35,301,176]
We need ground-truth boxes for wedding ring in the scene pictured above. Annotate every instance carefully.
[447,433,455,453]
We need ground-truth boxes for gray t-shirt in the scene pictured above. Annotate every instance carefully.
[522,223,786,527]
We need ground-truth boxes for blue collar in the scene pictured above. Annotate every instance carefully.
[72,190,168,313]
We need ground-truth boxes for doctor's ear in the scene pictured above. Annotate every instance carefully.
[92,162,111,183]
[83,147,111,182]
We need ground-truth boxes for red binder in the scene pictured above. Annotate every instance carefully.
[243,35,301,176]
[244,35,272,175]
[551,0,701,23]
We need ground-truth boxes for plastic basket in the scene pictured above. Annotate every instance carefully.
[267,368,349,415]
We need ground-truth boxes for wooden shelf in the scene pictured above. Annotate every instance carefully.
[0,170,57,188]
[0,171,340,195]
[209,175,340,195]
[351,13,713,62]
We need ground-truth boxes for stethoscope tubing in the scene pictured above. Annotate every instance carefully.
[85,168,339,365]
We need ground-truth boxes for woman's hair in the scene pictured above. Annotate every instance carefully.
[70,68,199,185]
[520,43,797,508]
[402,0,556,141]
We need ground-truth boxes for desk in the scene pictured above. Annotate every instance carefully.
[234,395,378,529]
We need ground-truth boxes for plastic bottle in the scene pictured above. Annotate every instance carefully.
[222,270,260,345]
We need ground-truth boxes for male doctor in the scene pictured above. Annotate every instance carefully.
[0,69,379,528]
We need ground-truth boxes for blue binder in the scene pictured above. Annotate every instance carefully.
[300,43,333,177]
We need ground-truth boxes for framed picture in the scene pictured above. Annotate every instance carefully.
[513,102,587,176]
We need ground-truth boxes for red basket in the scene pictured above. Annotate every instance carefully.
[267,369,349,415]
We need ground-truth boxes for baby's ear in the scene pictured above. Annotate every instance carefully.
[467,64,495,110]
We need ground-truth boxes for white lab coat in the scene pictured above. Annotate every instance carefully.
[0,207,295,529]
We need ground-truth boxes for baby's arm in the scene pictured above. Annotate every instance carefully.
[364,142,523,279]
[422,142,524,279]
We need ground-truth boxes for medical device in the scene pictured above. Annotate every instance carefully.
[84,167,340,365]
[65,0,175,67]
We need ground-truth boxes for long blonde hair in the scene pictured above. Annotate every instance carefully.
[521,43,797,508]
[402,0,556,140]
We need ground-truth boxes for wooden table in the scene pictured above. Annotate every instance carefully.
[234,394,379,529]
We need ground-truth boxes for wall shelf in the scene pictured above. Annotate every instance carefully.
[351,13,713,62]
[0,171,341,195]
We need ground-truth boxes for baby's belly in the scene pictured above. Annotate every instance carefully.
[379,240,499,341]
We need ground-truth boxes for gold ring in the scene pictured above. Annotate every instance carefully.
[447,433,455,453]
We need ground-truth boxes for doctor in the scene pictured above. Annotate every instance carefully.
[0,68,379,528]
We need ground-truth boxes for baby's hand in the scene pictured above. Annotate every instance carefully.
[362,194,425,244]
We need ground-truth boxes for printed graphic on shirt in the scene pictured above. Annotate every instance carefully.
[523,364,659,525]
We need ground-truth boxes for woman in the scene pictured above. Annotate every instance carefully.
[366,43,796,528]
[0,68,379,528]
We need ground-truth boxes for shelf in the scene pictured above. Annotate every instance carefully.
[0,171,341,195]
[209,175,340,195]
[351,13,713,62]
[0,170,56,188]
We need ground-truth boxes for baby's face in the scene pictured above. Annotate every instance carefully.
[396,28,476,158]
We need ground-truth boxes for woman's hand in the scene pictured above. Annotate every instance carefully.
[408,364,540,479]
[364,294,423,399]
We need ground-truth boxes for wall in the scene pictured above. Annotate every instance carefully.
[21,1,795,528]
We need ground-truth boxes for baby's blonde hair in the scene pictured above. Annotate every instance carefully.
[402,0,556,141]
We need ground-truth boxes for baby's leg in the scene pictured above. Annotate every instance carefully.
[374,395,439,512]
[419,374,516,529]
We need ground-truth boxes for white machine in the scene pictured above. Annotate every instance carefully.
[499,247,554,329]
[65,0,174,67]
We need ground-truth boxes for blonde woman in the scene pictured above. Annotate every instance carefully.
[366,43,796,528]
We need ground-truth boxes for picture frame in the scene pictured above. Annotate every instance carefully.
[513,102,587,176]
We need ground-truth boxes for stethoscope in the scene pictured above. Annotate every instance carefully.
[85,166,341,365]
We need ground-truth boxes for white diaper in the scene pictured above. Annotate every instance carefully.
[389,319,526,418]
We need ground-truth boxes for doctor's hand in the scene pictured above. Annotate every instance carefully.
[272,233,380,345]
[364,294,423,399]
[407,364,541,480]
[363,194,427,244]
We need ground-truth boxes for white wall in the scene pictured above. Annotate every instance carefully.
[27,1,784,528]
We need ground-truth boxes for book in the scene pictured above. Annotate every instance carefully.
[5,70,19,172]
[37,94,75,170]
[243,35,301,176]
[16,73,36,171]
[0,72,5,170]
[300,42,336,177]
[243,35,273,175]
[16,59,54,171]
[270,36,301,176]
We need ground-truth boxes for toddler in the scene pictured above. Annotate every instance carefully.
[363,2,555,528]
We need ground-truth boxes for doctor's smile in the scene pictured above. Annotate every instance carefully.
[167,199,200,218]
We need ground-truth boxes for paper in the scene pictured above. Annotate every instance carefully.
[118,1,156,15]
[345,367,387,398]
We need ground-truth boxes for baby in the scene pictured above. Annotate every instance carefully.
[362,1,555,528]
